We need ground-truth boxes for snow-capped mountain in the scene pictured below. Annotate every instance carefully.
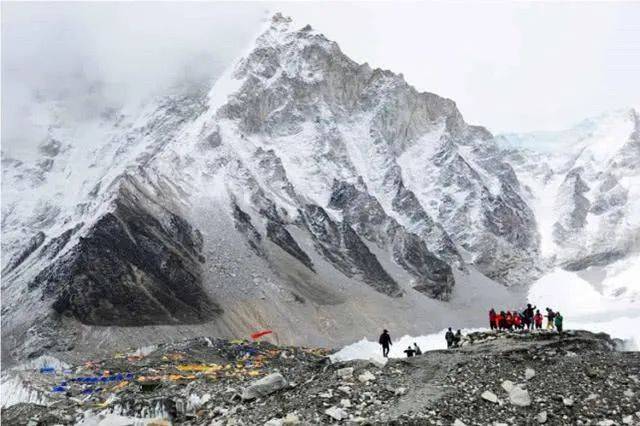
[1,14,635,363]
[498,109,640,267]
[498,108,640,312]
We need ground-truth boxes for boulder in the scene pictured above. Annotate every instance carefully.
[358,371,376,383]
[508,385,531,407]
[537,411,548,424]
[325,406,348,421]
[336,367,354,379]
[525,368,536,380]
[481,391,499,403]
[241,373,288,400]
[501,380,515,393]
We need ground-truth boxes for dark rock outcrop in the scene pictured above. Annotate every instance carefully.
[30,182,218,326]
[300,204,401,297]
[329,181,454,300]
[266,221,315,272]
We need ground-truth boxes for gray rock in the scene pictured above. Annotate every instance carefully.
[394,387,407,396]
[525,368,536,380]
[336,367,354,379]
[358,371,376,383]
[501,380,514,393]
[508,385,531,407]
[241,373,288,400]
[537,411,548,424]
[325,406,348,421]
[481,390,499,404]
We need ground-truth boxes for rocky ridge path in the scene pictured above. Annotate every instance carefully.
[1,330,639,425]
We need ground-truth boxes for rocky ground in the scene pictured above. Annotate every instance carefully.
[2,330,639,425]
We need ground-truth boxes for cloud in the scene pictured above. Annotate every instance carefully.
[1,2,268,155]
[2,1,639,156]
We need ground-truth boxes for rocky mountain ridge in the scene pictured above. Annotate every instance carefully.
[1,14,637,363]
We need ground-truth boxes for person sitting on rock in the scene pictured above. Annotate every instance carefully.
[379,329,392,358]
[404,346,416,357]
[454,329,463,347]
[554,312,564,333]
[546,308,556,330]
[489,308,497,330]
[445,328,455,348]
[534,310,544,329]
[413,343,422,355]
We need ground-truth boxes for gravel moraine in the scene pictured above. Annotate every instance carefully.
[2,330,639,425]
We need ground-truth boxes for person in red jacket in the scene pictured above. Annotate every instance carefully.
[505,311,514,330]
[514,313,523,329]
[489,308,497,330]
[534,310,544,329]
[498,311,507,330]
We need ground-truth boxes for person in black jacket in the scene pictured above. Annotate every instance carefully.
[523,303,537,330]
[379,329,392,357]
[445,328,455,348]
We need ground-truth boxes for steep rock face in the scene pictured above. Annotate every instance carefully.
[553,168,591,247]
[328,180,454,299]
[299,204,401,297]
[29,177,218,326]
[214,14,538,284]
[1,14,556,362]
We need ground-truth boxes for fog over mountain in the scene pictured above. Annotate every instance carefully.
[3,1,640,157]
[2,10,639,368]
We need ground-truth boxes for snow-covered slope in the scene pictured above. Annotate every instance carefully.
[498,108,640,320]
[2,14,635,365]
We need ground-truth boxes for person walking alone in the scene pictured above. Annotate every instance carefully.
[379,329,392,358]
[445,328,455,349]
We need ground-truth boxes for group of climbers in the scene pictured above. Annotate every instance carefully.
[444,328,463,349]
[378,329,458,358]
[377,330,423,358]
[489,305,563,332]
[378,304,565,358]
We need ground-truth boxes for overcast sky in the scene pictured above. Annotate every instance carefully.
[2,1,640,148]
